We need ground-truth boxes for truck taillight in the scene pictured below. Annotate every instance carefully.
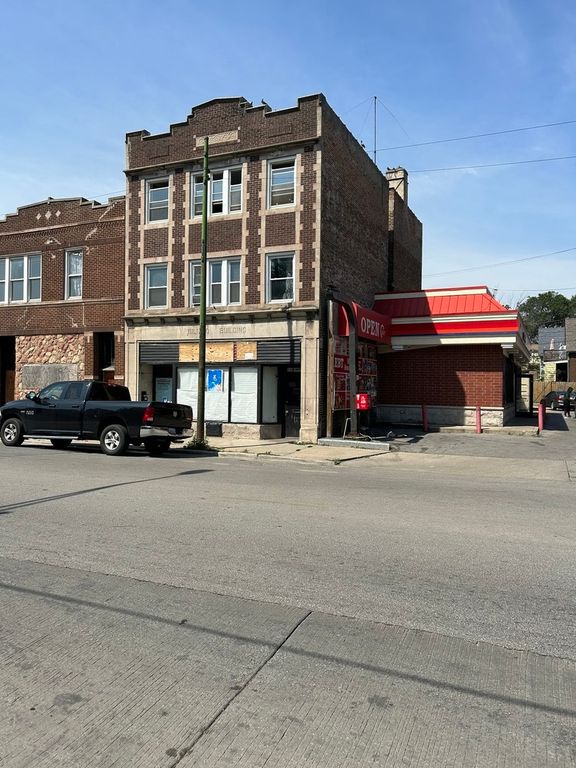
[143,405,155,424]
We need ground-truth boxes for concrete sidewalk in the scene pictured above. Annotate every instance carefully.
[182,413,576,478]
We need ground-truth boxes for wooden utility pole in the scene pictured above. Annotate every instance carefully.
[196,137,209,441]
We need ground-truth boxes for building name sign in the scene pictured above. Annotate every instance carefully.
[185,325,248,338]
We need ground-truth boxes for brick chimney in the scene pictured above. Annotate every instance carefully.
[386,167,408,204]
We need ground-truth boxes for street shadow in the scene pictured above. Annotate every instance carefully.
[0,468,212,516]
[15,442,218,459]
[544,412,570,431]
[0,580,574,721]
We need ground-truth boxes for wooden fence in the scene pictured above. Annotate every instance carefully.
[533,380,576,402]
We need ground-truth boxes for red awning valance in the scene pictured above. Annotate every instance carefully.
[338,302,390,344]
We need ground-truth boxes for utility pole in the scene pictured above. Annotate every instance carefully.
[196,137,209,441]
[373,95,377,167]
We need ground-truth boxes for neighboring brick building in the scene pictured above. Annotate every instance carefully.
[124,94,422,441]
[0,197,125,403]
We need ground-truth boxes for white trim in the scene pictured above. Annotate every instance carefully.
[145,263,168,309]
[391,312,518,324]
[0,253,42,304]
[390,334,519,346]
[375,287,489,300]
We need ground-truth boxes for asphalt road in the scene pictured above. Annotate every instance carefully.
[1,441,575,766]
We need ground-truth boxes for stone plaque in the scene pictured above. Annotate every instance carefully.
[21,364,79,391]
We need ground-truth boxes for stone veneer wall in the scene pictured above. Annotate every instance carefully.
[15,334,85,399]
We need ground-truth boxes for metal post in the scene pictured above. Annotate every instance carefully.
[196,137,209,442]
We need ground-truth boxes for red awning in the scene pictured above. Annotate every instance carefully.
[338,302,390,343]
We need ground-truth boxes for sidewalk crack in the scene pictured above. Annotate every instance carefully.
[166,610,312,768]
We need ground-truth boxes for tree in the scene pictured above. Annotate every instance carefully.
[517,291,574,342]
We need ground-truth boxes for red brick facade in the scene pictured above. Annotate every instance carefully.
[0,197,125,401]
[378,345,505,407]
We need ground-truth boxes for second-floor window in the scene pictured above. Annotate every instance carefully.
[65,249,83,299]
[146,179,169,223]
[268,159,295,207]
[267,253,294,302]
[190,258,241,306]
[0,254,41,303]
[192,168,242,217]
[145,264,168,308]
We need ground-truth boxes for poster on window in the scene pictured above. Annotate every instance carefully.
[207,369,224,392]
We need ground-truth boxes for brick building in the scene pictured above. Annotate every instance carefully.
[124,94,422,441]
[0,196,125,403]
[373,286,531,427]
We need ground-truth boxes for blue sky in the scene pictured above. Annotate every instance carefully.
[1,0,575,304]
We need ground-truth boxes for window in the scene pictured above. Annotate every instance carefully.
[0,254,41,304]
[146,179,169,222]
[267,253,294,302]
[192,167,242,217]
[268,159,295,207]
[65,249,83,299]
[189,258,241,306]
[145,264,168,308]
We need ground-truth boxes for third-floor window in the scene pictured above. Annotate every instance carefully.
[192,168,242,217]
[146,179,169,223]
[268,158,295,207]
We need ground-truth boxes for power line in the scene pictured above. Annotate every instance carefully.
[424,247,576,277]
[410,154,576,173]
[378,118,576,152]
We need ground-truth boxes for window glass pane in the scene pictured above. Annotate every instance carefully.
[10,257,24,280]
[229,169,242,212]
[148,181,169,221]
[38,382,68,400]
[0,260,5,280]
[193,179,203,216]
[211,175,223,214]
[148,287,166,307]
[69,276,82,297]
[190,262,201,305]
[229,260,240,282]
[269,255,294,301]
[67,251,82,274]
[28,255,41,278]
[210,262,222,282]
[148,266,167,287]
[10,279,24,301]
[29,278,40,300]
[270,161,295,206]
[229,282,240,304]
[231,367,258,422]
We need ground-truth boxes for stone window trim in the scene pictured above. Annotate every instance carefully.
[0,253,41,304]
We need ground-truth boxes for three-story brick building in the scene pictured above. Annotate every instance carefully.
[124,94,422,441]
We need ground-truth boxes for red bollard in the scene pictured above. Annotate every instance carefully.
[422,404,428,432]
[475,406,482,434]
[538,400,545,434]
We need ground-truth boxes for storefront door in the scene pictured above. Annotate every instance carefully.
[279,366,301,437]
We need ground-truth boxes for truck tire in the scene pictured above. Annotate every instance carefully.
[50,439,72,449]
[1,418,25,447]
[100,424,128,456]
[144,437,171,456]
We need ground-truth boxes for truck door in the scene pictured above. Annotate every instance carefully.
[24,381,71,435]
[56,380,90,435]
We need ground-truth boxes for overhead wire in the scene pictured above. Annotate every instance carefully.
[424,247,576,277]
[410,154,576,173]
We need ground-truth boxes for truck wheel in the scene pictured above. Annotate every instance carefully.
[50,439,72,449]
[100,424,128,456]
[144,438,171,456]
[1,418,25,447]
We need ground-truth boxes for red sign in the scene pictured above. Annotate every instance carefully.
[338,303,390,343]
[334,354,349,372]
[356,393,371,411]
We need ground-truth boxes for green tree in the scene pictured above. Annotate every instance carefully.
[517,291,573,342]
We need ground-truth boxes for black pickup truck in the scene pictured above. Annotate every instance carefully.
[0,380,193,456]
